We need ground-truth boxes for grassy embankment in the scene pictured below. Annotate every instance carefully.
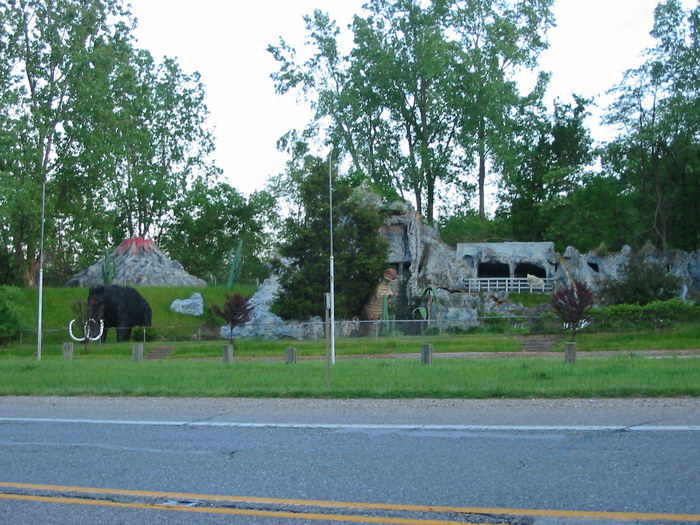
[3,287,698,398]
[0,354,698,398]
[18,284,257,344]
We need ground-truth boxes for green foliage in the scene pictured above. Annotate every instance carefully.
[130,326,158,342]
[590,299,698,331]
[497,97,595,244]
[0,286,30,343]
[0,0,220,286]
[481,314,509,334]
[271,156,388,320]
[599,258,681,306]
[526,311,561,335]
[544,176,637,253]
[438,212,509,247]
[269,0,555,222]
[159,181,277,283]
[603,0,700,251]
[508,293,551,308]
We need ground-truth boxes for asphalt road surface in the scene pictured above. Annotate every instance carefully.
[1,396,699,524]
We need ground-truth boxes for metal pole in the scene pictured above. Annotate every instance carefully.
[36,175,46,360]
[328,152,336,365]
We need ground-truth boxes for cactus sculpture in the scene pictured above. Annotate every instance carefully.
[226,240,244,289]
[102,252,115,284]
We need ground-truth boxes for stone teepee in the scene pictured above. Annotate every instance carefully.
[66,237,206,287]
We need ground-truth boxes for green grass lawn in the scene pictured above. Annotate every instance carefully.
[567,323,700,351]
[5,287,699,399]
[4,321,700,359]
[0,354,698,398]
[19,284,256,344]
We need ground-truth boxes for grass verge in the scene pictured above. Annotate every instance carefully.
[0,355,698,398]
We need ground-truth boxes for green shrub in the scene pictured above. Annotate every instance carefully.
[526,311,561,335]
[0,286,30,343]
[424,326,440,336]
[600,258,680,305]
[481,314,508,334]
[130,326,158,342]
[590,299,698,331]
[445,325,470,335]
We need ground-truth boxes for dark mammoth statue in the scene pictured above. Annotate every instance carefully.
[85,284,152,343]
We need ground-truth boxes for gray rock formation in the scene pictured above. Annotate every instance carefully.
[170,293,204,316]
[67,237,206,287]
[222,186,700,338]
[381,212,473,300]
[456,242,558,279]
[221,275,324,340]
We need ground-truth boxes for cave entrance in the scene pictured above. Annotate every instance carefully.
[478,261,510,278]
[514,263,546,278]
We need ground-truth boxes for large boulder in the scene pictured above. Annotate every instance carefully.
[67,237,206,287]
[170,293,204,316]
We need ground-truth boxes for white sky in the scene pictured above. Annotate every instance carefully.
[129,0,695,197]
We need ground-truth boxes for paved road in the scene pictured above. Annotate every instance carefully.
[1,397,699,524]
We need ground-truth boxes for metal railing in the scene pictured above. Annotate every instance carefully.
[464,277,554,293]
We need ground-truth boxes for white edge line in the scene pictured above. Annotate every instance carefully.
[1,417,699,432]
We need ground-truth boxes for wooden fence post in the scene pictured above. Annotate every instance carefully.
[223,344,234,365]
[132,343,144,361]
[565,342,576,364]
[62,342,73,360]
[421,344,433,365]
[285,347,297,364]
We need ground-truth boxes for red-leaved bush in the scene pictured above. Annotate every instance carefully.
[212,293,253,342]
[551,281,594,340]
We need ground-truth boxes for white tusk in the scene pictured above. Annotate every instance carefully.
[68,319,87,342]
[86,319,104,342]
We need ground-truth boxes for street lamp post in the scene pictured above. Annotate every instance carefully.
[328,153,336,365]
[36,175,46,360]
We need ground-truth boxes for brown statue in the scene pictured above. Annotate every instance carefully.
[362,268,398,322]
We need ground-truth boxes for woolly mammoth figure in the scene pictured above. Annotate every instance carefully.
[85,284,152,343]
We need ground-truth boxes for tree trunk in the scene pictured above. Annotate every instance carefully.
[478,118,486,217]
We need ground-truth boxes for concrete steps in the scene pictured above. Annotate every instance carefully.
[520,335,562,352]
[146,345,173,360]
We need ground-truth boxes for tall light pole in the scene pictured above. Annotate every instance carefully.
[328,152,336,365]
[36,175,46,360]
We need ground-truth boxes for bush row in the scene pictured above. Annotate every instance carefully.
[589,299,699,329]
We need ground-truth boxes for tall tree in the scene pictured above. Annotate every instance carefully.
[497,96,594,245]
[0,0,220,285]
[159,180,278,282]
[451,0,555,217]
[269,0,554,223]
[0,0,133,284]
[604,0,700,251]
[270,156,388,320]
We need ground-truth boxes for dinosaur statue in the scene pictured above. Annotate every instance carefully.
[362,268,398,322]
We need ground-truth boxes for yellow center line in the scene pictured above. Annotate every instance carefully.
[0,494,476,524]
[1,482,699,523]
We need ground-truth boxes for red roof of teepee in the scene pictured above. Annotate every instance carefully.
[115,237,158,256]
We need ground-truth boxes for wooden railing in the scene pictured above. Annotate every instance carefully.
[463,277,555,293]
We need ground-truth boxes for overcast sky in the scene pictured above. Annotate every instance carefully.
[129,0,695,197]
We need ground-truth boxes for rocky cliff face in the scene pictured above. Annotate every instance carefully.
[66,237,206,287]
[218,204,700,338]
